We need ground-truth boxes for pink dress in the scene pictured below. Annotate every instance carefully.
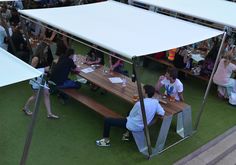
[213,59,236,96]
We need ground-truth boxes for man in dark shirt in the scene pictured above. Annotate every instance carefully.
[50,48,81,89]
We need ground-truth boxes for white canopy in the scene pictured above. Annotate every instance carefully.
[0,48,42,87]
[133,0,236,29]
[19,1,223,59]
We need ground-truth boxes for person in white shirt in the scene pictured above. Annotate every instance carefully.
[155,67,184,101]
[96,85,165,147]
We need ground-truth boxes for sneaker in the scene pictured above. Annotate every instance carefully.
[122,132,130,141]
[96,138,110,147]
[47,114,59,119]
[22,108,32,116]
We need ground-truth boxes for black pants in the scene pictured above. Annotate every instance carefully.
[103,118,127,138]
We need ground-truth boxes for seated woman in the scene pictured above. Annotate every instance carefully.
[85,45,104,65]
[109,53,128,76]
[50,48,81,89]
[213,49,236,98]
[155,67,184,101]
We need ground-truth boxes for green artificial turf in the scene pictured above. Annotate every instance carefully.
[1,45,236,165]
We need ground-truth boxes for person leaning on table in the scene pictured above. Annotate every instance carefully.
[96,85,165,147]
[22,39,59,119]
[155,67,184,102]
[49,48,81,101]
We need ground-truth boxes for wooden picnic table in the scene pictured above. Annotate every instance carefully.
[65,55,192,155]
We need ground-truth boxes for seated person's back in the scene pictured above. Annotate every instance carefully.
[50,48,80,88]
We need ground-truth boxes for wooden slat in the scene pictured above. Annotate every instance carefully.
[60,89,123,119]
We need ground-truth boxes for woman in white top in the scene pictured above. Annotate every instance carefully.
[213,48,236,98]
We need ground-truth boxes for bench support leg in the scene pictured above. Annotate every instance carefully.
[132,131,150,156]
[153,115,172,155]
[177,106,193,138]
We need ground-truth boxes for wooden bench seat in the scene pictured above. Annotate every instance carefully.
[146,56,209,81]
[59,89,123,119]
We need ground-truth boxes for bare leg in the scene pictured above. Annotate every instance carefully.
[43,89,52,115]
[24,91,37,110]
[43,89,59,119]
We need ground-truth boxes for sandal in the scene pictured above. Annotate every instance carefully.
[22,108,32,116]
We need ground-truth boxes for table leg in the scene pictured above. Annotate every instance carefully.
[177,106,193,138]
[153,115,173,154]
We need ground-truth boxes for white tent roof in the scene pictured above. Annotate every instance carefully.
[133,0,236,29]
[19,1,223,59]
[0,48,42,87]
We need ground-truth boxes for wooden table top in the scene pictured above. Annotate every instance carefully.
[75,55,191,117]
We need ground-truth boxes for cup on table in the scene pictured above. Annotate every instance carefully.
[132,93,139,102]
[91,65,96,70]
[122,77,127,87]
[109,70,114,76]
[72,55,77,62]
[102,67,109,75]
[169,95,175,102]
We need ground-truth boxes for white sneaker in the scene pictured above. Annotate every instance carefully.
[96,138,110,147]
[47,114,59,119]
[122,131,130,141]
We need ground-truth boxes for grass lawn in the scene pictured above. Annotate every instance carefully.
[0,44,236,165]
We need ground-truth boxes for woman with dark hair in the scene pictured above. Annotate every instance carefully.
[23,40,59,119]
[50,48,81,89]
[85,45,104,65]
[55,33,70,57]
[109,53,128,76]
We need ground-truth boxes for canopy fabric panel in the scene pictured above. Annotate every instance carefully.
[0,48,42,87]
[19,1,222,59]
[133,0,236,29]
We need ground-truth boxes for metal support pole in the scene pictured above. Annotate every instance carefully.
[194,32,227,131]
[132,57,152,158]
[0,14,17,55]
[20,76,45,165]
[20,17,34,62]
